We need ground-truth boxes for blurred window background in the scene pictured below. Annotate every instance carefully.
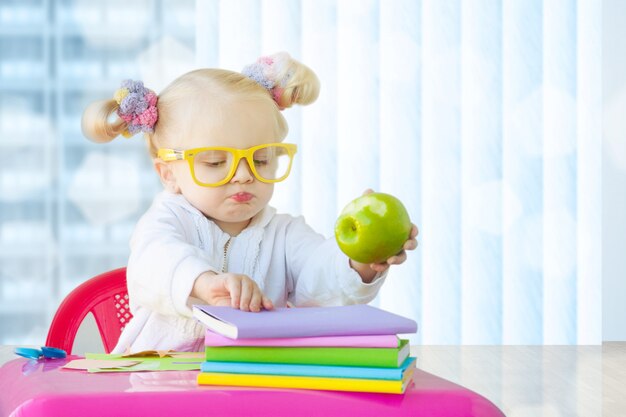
[0,0,608,347]
[0,0,196,344]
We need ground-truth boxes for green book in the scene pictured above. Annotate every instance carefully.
[204,339,410,368]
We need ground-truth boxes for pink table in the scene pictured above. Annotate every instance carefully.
[0,356,504,417]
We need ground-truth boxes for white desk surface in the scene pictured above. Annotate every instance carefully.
[2,344,625,416]
[412,344,626,417]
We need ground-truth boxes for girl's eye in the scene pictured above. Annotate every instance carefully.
[254,159,269,166]
[202,160,227,167]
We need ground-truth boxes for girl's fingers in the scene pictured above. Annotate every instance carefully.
[226,276,242,309]
[404,239,418,251]
[370,263,390,273]
[249,290,262,312]
[402,225,419,252]
[239,279,253,311]
[213,297,232,307]
[262,296,274,310]
[378,251,407,268]
[390,251,407,265]
[366,225,419,274]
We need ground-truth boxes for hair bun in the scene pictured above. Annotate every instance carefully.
[242,52,319,109]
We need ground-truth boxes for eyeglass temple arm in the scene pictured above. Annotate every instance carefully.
[157,149,185,161]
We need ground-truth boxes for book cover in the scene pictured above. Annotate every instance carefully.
[201,357,416,380]
[204,339,410,368]
[192,304,417,339]
[204,331,400,348]
[197,360,416,394]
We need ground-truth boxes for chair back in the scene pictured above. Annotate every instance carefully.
[45,267,132,354]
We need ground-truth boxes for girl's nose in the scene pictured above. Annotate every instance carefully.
[230,158,254,183]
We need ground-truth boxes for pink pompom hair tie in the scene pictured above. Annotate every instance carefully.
[242,52,293,109]
[113,80,159,138]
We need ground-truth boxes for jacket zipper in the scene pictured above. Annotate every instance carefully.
[221,238,232,273]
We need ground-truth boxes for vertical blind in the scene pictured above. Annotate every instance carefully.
[0,0,600,345]
[196,0,602,344]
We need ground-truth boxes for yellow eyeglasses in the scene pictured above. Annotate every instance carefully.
[157,143,297,187]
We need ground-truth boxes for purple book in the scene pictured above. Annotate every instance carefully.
[192,304,417,339]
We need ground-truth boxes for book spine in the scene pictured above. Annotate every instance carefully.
[196,372,410,394]
[204,344,403,368]
[200,361,406,380]
[204,332,400,348]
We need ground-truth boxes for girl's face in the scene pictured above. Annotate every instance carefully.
[159,99,284,236]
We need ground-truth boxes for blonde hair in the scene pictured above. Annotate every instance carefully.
[81,55,320,159]
[275,57,320,108]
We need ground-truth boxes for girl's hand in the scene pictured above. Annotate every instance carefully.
[192,271,273,312]
[367,223,419,273]
[349,189,419,281]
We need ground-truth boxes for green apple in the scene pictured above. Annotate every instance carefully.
[334,192,412,264]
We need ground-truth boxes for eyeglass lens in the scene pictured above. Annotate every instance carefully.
[192,145,291,185]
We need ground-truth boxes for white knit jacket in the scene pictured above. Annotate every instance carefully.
[112,191,387,353]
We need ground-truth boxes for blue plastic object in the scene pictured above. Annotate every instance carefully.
[41,346,67,358]
[14,346,67,360]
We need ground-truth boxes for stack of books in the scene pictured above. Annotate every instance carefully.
[192,304,417,394]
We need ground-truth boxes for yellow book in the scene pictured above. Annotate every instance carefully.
[197,361,416,394]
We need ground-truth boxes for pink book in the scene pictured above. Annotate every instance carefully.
[204,330,400,348]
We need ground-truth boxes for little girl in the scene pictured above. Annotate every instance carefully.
[81,52,419,353]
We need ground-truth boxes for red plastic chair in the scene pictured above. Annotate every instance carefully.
[45,267,133,354]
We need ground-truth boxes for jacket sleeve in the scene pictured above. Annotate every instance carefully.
[284,216,387,306]
[126,202,219,318]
